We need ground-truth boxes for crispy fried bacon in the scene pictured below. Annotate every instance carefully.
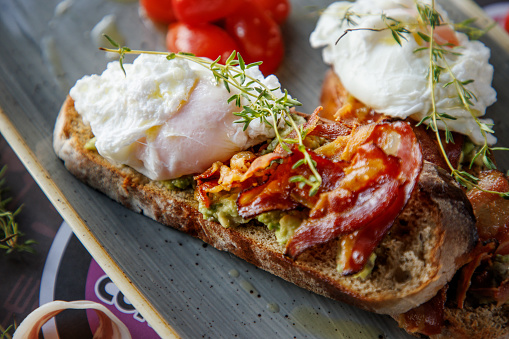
[236,120,422,274]
[470,278,509,307]
[240,152,286,181]
[286,144,401,260]
[396,286,448,336]
[196,117,422,275]
[467,170,509,251]
[285,122,422,272]
[455,241,497,308]
[308,120,352,140]
[455,170,509,308]
[334,178,409,274]
[456,240,509,307]
[237,147,348,217]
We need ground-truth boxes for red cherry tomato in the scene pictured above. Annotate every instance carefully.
[252,0,291,25]
[171,0,241,25]
[504,11,509,33]
[140,0,176,24]
[166,22,240,63]
[225,1,284,75]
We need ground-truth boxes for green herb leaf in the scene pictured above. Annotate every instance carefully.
[0,166,36,254]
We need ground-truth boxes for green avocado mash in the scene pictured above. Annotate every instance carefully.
[199,191,304,245]
[256,211,304,245]
[256,211,282,231]
[160,175,195,190]
[198,191,250,228]
[459,138,488,170]
[276,214,304,245]
[84,137,97,151]
[352,253,377,280]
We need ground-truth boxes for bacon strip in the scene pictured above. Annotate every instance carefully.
[396,286,448,336]
[469,279,509,307]
[467,170,509,248]
[236,121,422,274]
[237,158,299,215]
[286,144,401,258]
[309,122,351,140]
[195,180,219,208]
[237,147,347,217]
[455,170,509,308]
[337,183,408,274]
[240,152,286,181]
[286,122,422,272]
[194,161,221,181]
[455,241,496,308]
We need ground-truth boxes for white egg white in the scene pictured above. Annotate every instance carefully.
[70,54,282,180]
[310,0,497,144]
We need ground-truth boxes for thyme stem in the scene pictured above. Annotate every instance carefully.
[335,1,508,198]
[420,1,507,197]
[100,45,323,195]
[0,166,35,254]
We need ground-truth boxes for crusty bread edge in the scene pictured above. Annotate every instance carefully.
[53,95,477,315]
[433,304,509,339]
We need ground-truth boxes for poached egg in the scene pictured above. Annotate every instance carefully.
[70,54,283,180]
[310,0,497,144]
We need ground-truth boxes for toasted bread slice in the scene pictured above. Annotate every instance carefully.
[320,69,509,336]
[435,304,509,339]
[394,299,509,338]
[53,95,477,315]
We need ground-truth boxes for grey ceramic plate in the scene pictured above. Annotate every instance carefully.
[1,0,508,338]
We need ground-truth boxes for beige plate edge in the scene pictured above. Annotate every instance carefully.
[0,107,180,339]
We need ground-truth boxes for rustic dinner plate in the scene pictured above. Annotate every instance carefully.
[0,0,507,338]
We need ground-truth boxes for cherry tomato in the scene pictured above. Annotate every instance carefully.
[252,0,291,25]
[166,22,240,63]
[225,1,284,75]
[140,0,176,24]
[504,11,509,33]
[171,0,241,25]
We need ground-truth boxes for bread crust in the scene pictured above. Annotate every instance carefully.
[53,96,478,315]
[434,304,509,339]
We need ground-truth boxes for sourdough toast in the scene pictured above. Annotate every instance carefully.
[54,95,477,315]
[320,69,509,337]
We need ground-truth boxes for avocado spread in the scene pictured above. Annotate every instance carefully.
[160,175,194,190]
[198,191,249,228]
[199,191,304,245]
[352,253,377,280]
[84,137,97,151]
[257,211,304,245]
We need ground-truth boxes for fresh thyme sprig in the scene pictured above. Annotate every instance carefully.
[101,37,323,196]
[414,1,509,198]
[335,1,508,198]
[454,18,496,41]
[0,323,14,339]
[336,13,410,45]
[340,6,360,26]
[0,166,36,254]
[103,35,131,76]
